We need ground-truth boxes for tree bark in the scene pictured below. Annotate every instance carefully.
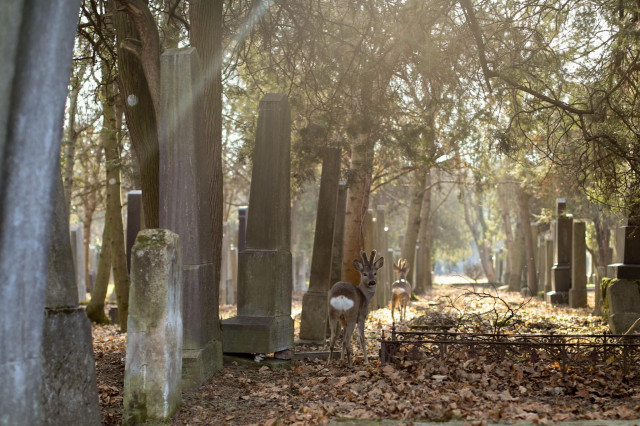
[101,79,129,332]
[517,186,537,294]
[82,207,94,291]
[499,184,516,285]
[342,135,374,284]
[401,169,427,280]
[190,0,224,328]
[462,190,496,282]
[62,61,88,212]
[414,169,432,294]
[114,0,160,228]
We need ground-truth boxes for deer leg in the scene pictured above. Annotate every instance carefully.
[391,296,396,323]
[357,320,369,365]
[327,317,339,365]
[343,321,356,367]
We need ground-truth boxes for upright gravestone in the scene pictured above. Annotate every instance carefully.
[123,229,183,425]
[546,199,572,305]
[300,147,341,342]
[126,190,143,273]
[69,225,86,302]
[41,178,101,426]
[159,47,222,388]
[294,251,307,293]
[569,220,588,308]
[220,222,231,304]
[0,2,81,424]
[222,93,294,356]
[230,246,238,303]
[238,206,248,252]
[544,236,553,294]
[330,181,347,284]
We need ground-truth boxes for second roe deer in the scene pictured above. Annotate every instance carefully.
[327,250,384,366]
[391,259,411,323]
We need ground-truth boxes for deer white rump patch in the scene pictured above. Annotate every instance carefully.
[392,287,407,295]
[330,295,354,311]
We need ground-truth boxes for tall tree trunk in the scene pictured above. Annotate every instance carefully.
[414,169,432,294]
[342,135,374,284]
[62,61,88,212]
[82,207,94,291]
[101,80,129,332]
[114,0,160,228]
[191,0,224,326]
[462,191,496,282]
[86,217,112,324]
[499,184,516,285]
[517,186,537,294]
[402,169,427,279]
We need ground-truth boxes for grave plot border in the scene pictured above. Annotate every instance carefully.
[380,327,640,375]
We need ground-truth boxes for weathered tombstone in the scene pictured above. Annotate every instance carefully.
[88,247,98,293]
[608,218,640,279]
[605,279,640,334]
[222,93,294,356]
[238,206,248,252]
[546,199,573,305]
[220,221,230,304]
[159,47,222,388]
[0,2,81,424]
[126,190,143,273]
[230,246,238,302]
[544,236,553,294]
[300,147,341,342]
[42,178,101,426]
[330,180,347,284]
[294,251,307,293]
[569,220,588,308]
[123,229,183,425]
[70,225,86,302]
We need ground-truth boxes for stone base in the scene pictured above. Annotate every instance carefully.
[182,339,223,390]
[609,312,640,335]
[545,291,568,305]
[569,288,588,308]
[608,263,640,280]
[222,314,293,354]
[551,264,572,294]
[520,288,533,298]
[299,290,328,343]
[42,308,101,426]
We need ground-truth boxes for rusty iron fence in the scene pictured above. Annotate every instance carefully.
[380,326,640,374]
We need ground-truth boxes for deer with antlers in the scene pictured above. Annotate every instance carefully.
[391,259,412,323]
[327,250,384,366]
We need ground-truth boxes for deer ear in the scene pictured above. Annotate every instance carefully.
[353,259,364,272]
[373,256,384,270]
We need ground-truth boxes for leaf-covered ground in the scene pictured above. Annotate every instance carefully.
[94,284,640,425]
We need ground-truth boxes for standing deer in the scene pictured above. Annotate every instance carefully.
[391,259,411,323]
[327,250,384,366]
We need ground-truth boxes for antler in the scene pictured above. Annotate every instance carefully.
[360,250,377,266]
[368,250,377,265]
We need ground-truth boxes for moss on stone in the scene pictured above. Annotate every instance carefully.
[600,277,640,319]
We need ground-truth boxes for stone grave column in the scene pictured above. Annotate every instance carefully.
[299,147,341,342]
[238,206,248,252]
[603,216,640,333]
[546,199,572,304]
[569,220,588,307]
[0,2,81,424]
[124,230,183,425]
[544,236,553,294]
[70,225,86,302]
[126,190,143,273]
[330,181,347,284]
[42,178,101,426]
[222,93,294,355]
[230,246,238,304]
[159,47,222,388]
[220,221,230,304]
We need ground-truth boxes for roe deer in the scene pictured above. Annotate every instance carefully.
[391,259,411,323]
[327,250,384,366]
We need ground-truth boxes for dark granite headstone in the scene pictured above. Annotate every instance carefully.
[300,147,341,342]
[547,199,572,304]
[159,47,222,388]
[222,94,294,355]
